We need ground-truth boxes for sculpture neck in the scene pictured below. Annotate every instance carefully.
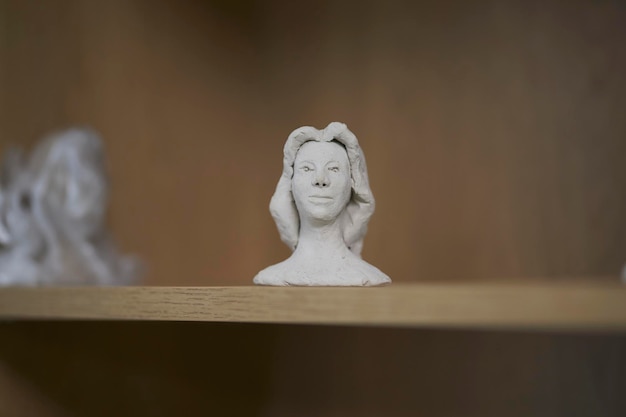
[295,216,348,256]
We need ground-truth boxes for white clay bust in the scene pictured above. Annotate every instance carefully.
[254,122,391,286]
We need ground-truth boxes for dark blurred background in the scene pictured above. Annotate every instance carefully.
[1,0,625,285]
[1,1,626,416]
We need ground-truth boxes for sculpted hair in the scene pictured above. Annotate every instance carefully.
[269,122,375,255]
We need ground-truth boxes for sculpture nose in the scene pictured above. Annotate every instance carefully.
[313,171,330,187]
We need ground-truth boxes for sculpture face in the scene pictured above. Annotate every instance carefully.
[292,141,351,223]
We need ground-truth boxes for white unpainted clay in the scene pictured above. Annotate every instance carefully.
[254,122,391,286]
[0,128,140,286]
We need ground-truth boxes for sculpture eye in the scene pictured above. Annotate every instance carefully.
[301,166,313,172]
[328,166,340,173]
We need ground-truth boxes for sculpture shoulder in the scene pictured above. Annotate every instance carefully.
[253,255,391,287]
[253,261,293,286]
[339,257,391,286]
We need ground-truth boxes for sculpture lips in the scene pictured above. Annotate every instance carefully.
[309,195,333,203]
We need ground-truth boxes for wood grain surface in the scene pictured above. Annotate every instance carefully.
[1,283,625,330]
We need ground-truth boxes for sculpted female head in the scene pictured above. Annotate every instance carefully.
[269,122,375,255]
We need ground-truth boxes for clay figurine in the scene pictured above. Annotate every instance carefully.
[0,128,140,286]
[254,122,390,286]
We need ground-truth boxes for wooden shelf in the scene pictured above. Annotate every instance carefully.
[1,282,625,331]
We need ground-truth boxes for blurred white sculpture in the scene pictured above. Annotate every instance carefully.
[254,122,390,286]
[0,128,140,286]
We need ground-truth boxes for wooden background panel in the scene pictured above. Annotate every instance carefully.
[1,0,625,285]
[0,322,624,417]
[0,0,6,144]
[0,322,278,417]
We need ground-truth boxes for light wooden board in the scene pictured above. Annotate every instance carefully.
[1,283,625,331]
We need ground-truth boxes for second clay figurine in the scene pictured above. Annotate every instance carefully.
[0,128,140,286]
